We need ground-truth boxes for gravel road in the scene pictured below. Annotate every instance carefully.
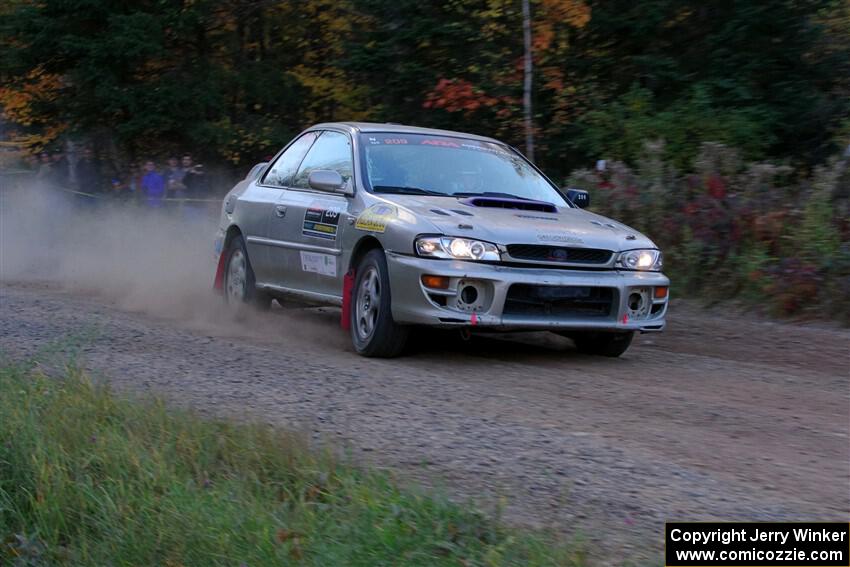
[1,279,848,561]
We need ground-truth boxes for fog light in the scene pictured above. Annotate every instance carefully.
[421,275,450,289]
[460,285,479,304]
[654,286,669,299]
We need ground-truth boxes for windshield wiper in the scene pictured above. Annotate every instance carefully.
[372,185,447,196]
[451,191,532,200]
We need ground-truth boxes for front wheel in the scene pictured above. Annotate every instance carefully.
[566,331,634,357]
[350,249,409,357]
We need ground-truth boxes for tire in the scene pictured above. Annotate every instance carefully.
[223,235,272,312]
[569,331,634,357]
[350,249,409,357]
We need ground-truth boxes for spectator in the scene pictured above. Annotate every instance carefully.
[180,154,210,220]
[140,160,166,207]
[35,152,52,182]
[165,156,186,199]
[107,176,133,201]
[181,154,207,197]
[75,147,102,193]
[24,154,39,171]
[123,163,143,197]
[50,149,70,187]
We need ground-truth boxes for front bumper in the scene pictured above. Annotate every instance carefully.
[386,252,669,332]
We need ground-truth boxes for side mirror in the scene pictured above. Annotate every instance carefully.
[565,188,590,209]
[308,169,348,193]
[247,162,268,181]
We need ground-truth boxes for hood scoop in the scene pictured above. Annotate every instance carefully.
[458,196,557,213]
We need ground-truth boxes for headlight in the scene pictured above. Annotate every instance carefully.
[616,249,663,271]
[415,236,500,261]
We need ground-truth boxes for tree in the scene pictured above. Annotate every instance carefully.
[522,0,533,161]
[566,0,849,167]
[1,0,846,177]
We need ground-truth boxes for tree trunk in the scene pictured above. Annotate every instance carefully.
[522,0,534,162]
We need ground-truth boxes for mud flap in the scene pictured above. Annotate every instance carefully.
[341,268,355,330]
[213,252,227,292]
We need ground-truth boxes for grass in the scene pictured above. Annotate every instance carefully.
[0,360,586,566]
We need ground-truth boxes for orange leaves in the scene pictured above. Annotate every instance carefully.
[539,0,590,28]
[423,78,500,113]
[0,66,67,150]
[532,0,590,52]
[0,66,63,127]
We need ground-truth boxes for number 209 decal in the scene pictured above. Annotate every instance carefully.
[303,202,342,240]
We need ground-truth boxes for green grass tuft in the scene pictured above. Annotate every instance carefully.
[0,361,586,566]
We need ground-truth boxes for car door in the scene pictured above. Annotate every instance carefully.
[248,131,319,286]
[266,130,354,297]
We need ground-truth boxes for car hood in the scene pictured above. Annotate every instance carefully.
[384,195,657,252]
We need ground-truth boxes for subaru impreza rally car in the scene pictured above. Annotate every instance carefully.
[214,122,669,357]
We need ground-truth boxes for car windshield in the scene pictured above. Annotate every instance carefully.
[359,133,568,206]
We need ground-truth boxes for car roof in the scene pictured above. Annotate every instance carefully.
[310,122,502,144]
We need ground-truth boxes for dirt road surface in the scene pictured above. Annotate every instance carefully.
[1,280,848,561]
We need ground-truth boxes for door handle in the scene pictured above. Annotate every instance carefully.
[274,205,287,218]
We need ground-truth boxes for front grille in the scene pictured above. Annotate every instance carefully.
[503,284,616,318]
[506,244,613,265]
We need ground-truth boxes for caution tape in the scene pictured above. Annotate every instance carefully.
[62,188,99,198]
[58,187,220,203]
[2,180,222,204]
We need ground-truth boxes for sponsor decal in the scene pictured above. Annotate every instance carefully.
[302,202,341,240]
[537,231,583,244]
[421,139,460,148]
[355,204,397,233]
[300,251,337,277]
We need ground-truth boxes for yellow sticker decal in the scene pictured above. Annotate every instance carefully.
[355,204,397,233]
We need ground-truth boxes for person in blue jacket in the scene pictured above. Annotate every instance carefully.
[140,160,166,208]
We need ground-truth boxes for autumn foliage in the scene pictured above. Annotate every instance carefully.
[1,0,846,173]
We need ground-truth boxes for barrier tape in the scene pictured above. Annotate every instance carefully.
[1,176,223,204]
[58,187,221,203]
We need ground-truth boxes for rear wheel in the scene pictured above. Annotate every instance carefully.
[350,249,409,357]
[223,235,271,312]
[568,331,634,357]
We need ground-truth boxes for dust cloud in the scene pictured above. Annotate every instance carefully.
[1,183,216,316]
[0,183,349,350]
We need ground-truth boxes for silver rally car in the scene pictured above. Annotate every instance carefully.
[213,122,669,357]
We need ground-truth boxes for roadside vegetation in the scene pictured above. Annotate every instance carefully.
[0,360,585,566]
[574,145,850,323]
